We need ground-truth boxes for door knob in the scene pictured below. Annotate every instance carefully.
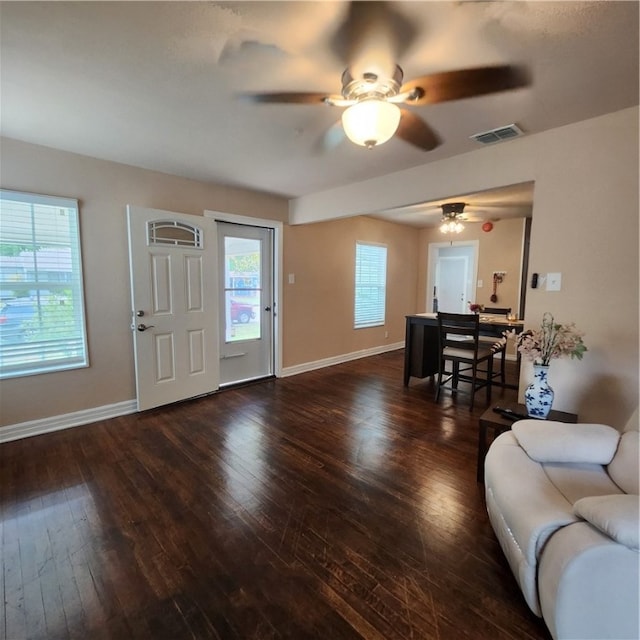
[137,323,155,332]
[136,310,145,317]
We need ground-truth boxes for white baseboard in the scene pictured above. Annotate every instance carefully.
[0,399,138,444]
[281,341,404,377]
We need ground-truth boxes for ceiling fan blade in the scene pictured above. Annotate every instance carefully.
[314,120,346,155]
[239,92,333,105]
[331,1,415,80]
[400,65,529,105]
[396,110,440,151]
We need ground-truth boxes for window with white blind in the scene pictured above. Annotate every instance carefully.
[354,241,387,329]
[0,190,88,378]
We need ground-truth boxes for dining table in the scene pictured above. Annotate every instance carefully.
[403,312,525,388]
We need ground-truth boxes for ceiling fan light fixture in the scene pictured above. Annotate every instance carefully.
[341,99,401,149]
[440,220,464,234]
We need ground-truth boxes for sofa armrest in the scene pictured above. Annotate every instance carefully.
[538,522,640,640]
[512,420,620,464]
[484,432,580,615]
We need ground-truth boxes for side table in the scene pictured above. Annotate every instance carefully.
[477,403,578,482]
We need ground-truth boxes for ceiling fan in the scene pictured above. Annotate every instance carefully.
[439,202,483,233]
[240,2,528,151]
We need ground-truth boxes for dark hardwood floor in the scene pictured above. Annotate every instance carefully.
[1,350,550,640]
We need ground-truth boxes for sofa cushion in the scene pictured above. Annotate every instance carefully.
[574,494,640,550]
[542,462,623,504]
[512,420,620,464]
[607,430,640,495]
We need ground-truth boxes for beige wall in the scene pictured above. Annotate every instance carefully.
[2,106,638,431]
[523,110,639,425]
[0,137,288,426]
[417,217,527,315]
[289,107,639,428]
[283,215,419,367]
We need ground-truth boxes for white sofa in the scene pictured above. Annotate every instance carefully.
[485,409,639,640]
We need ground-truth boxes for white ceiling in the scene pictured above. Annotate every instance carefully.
[1,1,638,214]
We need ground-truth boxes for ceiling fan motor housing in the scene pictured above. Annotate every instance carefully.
[441,202,466,219]
[341,66,404,101]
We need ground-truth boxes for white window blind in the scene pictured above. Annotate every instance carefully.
[354,242,387,329]
[0,189,88,378]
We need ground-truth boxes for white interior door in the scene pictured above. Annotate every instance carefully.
[127,206,219,411]
[437,256,468,312]
[427,241,478,313]
[217,222,273,386]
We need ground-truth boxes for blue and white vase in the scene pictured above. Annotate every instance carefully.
[525,364,555,418]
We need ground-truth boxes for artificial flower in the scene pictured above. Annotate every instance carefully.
[506,312,587,365]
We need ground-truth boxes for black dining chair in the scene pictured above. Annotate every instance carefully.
[435,312,505,410]
[478,307,512,385]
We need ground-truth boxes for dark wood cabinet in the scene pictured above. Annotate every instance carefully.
[403,318,439,384]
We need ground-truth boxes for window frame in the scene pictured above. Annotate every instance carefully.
[0,189,89,379]
[354,241,388,330]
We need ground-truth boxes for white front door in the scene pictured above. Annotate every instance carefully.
[127,206,219,411]
[217,222,273,386]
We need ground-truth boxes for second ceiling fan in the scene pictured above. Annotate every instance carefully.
[241,2,528,150]
[439,202,483,233]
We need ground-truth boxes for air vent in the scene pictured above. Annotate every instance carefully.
[470,124,524,145]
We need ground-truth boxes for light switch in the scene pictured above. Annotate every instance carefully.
[477,279,483,288]
[546,272,562,291]
[288,273,295,284]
